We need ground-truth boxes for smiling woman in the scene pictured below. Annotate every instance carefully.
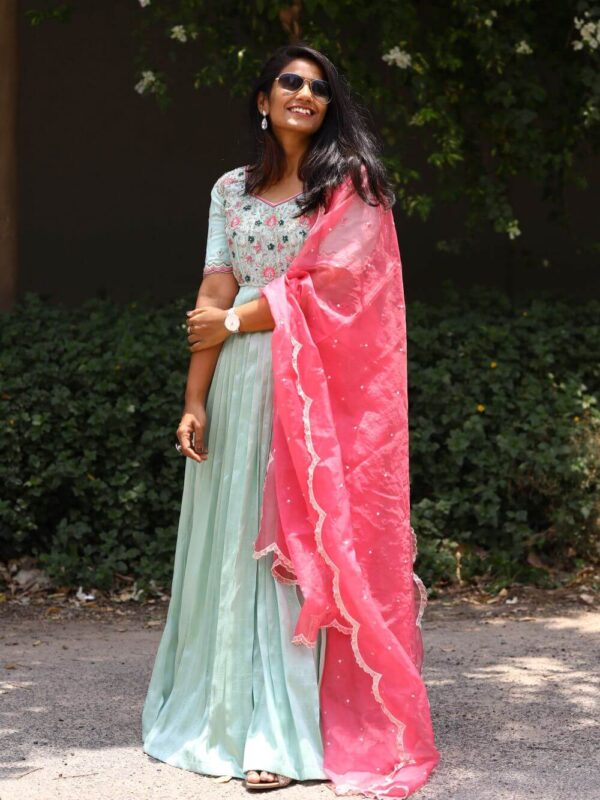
[141,42,440,799]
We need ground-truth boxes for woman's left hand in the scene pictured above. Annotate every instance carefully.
[186,306,230,352]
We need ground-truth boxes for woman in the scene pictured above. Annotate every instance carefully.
[141,44,440,798]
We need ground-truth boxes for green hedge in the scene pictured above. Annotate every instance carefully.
[1,287,598,592]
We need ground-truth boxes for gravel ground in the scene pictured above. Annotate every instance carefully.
[1,592,598,800]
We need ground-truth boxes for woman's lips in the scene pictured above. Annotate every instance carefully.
[287,106,314,117]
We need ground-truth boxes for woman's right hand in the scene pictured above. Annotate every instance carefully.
[177,403,209,463]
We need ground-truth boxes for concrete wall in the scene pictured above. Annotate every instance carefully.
[17,1,600,306]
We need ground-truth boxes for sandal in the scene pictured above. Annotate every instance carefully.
[244,771,294,791]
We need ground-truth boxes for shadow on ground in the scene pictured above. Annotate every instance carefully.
[0,596,598,800]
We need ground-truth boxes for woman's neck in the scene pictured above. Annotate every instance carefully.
[277,132,310,179]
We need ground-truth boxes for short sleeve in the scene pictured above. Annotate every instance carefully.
[203,178,233,276]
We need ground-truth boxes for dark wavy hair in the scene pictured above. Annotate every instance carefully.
[245,44,395,217]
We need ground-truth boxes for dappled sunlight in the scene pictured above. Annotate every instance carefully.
[2,605,598,799]
[417,607,600,800]
[543,612,600,635]
[426,678,455,687]
[0,680,33,695]
[462,656,598,712]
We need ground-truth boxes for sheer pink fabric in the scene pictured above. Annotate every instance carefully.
[254,174,440,798]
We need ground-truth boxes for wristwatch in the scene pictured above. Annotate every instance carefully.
[224,307,241,333]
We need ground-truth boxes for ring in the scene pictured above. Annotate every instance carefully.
[175,442,183,454]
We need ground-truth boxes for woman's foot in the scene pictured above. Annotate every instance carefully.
[244,770,293,790]
[246,770,277,784]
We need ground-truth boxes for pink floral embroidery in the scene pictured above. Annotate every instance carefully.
[212,166,315,288]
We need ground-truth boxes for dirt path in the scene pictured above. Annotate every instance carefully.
[1,593,598,800]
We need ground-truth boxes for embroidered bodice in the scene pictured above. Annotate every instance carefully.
[203,165,314,287]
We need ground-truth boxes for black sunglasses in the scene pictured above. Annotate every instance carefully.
[274,72,333,104]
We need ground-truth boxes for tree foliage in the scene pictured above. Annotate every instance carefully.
[129,0,600,252]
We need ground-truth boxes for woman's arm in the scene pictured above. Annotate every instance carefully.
[178,176,239,462]
[186,293,276,353]
[184,272,238,407]
[235,296,275,333]
[178,272,237,464]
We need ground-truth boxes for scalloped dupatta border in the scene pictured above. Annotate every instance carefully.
[252,177,440,798]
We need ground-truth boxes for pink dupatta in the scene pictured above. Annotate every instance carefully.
[254,172,440,798]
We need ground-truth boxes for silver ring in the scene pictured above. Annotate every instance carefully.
[175,442,183,454]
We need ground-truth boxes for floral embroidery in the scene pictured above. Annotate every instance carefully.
[211,166,313,287]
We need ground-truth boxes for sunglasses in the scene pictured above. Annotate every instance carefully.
[274,72,333,104]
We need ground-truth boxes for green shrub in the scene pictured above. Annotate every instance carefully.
[1,286,598,591]
[408,285,600,588]
[0,292,194,590]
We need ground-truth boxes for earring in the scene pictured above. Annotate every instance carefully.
[261,110,268,130]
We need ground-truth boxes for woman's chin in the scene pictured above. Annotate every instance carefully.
[275,118,319,135]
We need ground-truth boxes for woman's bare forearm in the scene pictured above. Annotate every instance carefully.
[235,296,276,333]
[184,347,222,409]
[184,274,238,408]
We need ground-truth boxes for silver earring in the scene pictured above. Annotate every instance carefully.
[261,110,268,130]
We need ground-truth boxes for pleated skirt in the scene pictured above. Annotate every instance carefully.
[141,285,328,780]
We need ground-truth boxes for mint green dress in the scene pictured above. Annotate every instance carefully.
[141,166,328,781]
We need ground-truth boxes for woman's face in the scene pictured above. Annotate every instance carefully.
[258,58,329,139]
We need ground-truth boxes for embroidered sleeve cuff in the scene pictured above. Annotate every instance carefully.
[203,263,234,276]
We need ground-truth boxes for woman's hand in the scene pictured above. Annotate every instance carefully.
[176,403,209,463]
[186,306,230,352]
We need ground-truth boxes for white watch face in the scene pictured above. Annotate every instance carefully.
[225,311,240,332]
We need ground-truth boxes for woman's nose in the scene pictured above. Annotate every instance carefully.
[297,82,313,100]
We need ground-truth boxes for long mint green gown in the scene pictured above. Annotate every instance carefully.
[141,165,328,781]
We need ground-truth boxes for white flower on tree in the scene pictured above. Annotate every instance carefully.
[515,40,533,55]
[170,25,188,43]
[134,70,157,95]
[573,11,600,51]
[483,10,498,28]
[506,219,521,240]
[382,46,412,69]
